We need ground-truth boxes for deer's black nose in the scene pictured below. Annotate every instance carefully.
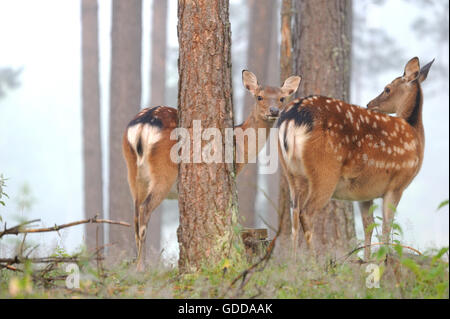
[270,107,279,116]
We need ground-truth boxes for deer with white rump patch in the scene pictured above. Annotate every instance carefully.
[277,57,433,259]
[123,70,301,270]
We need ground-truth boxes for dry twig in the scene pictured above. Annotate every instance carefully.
[0,216,130,239]
[338,241,423,264]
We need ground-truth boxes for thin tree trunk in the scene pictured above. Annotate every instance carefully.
[81,0,103,251]
[147,0,168,256]
[177,0,237,272]
[264,0,281,238]
[277,0,293,252]
[238,0,276,228]
[292,0,356,255]
[109,0,142,257]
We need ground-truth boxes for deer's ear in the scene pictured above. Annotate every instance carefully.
[419,58,434,83]
[281,75,301,96]
[242,70,259,95]
[403,57,420,83]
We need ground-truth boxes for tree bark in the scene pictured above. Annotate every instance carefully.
[147,0,168,256]
[237,0,277,228]
[177,0,238,272]
[81,0,104,251]
[109,0,142,257]
[264,0,281,238]
[277,0,293,251]
[292,0,356,255]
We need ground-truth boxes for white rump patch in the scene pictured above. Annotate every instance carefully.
[127,123,162,167]
[279,120,310,174]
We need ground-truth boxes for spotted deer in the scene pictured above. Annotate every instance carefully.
[123,70,301,270]
[277,57,433,259]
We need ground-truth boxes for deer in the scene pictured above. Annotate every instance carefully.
[277,57,433,260]
[123,70,301,270]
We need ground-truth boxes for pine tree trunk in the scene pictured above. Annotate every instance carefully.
[264,0,281,238]
[147,0,168,256]
[109,0,142,257]
[177,0,238,272]
[292,0,356,256]
[238,0,277,228]
[277,0,293,251]
[81,0,104,251]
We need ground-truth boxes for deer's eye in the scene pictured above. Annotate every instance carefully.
[384,87,391,94]
[257,96,263,101]
[280,97,285,102]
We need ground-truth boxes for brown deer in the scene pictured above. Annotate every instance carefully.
[123,70,301,270]
[277,57,433,259]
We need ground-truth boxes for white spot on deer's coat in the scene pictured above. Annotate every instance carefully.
[346,111,353,123]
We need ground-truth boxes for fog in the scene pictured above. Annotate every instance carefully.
[0,0,448,260]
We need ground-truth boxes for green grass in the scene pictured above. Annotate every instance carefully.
[0,245,448,299]
[1,179,448,299]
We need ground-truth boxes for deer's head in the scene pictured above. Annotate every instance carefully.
[242,70,301,123]
[367,57,434,115]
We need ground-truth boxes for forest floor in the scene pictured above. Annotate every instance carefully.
[0,243,448,299]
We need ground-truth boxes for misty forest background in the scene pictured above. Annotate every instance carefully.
[0,0,448,263]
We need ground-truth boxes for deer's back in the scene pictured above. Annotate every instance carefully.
[278,96,423,201]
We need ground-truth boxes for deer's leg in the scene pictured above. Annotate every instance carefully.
[136,193,153,272]
[381,191,402,244]
[136,174,177,271]
[134,200,140,259]
[278,145,303,258]
[358,200,374,260]
[299,170,340,255]
[290,176,309,259]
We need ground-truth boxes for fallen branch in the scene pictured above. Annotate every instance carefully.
[0,216,130,238]
[0,256,86,264]
[0,216,129,295]
[338,242,423,264]
[0,219,40,238]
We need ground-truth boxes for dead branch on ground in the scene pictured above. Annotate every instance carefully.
[0,216,130,289]
[0,216,130,239]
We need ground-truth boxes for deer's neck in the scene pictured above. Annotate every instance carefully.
[398,83,425,146]
[234,105,274,174]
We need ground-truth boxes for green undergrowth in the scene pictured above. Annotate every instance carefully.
[0,244,447,299]
[0,180,448,299]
